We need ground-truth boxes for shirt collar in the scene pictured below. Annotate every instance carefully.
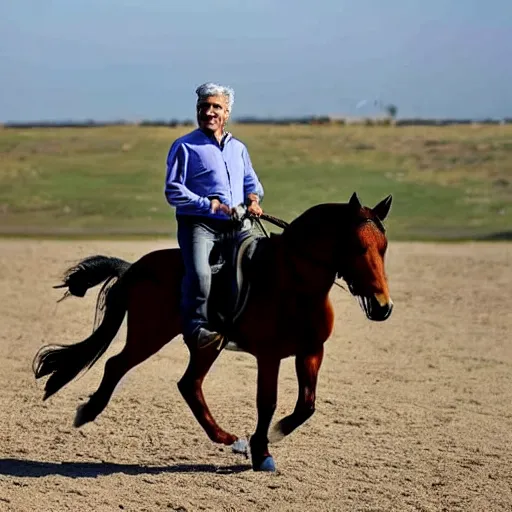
[197,128,231,148]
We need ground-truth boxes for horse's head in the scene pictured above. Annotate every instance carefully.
[283,194,393,321]
[338,192,393,322]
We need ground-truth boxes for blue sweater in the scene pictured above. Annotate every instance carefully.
[164,129,264,220]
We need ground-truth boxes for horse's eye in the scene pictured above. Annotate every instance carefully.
[357,246,367,256]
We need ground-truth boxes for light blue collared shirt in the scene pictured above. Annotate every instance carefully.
[164,128,264,220]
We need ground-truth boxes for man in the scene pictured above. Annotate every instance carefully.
[164,82,264,350]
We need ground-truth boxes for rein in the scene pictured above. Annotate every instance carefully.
[259,213,290,230]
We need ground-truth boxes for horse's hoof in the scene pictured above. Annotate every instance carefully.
[74,403,87,428]
[74,402,94,428]
[231,438,249,456]
[255,456,276,472]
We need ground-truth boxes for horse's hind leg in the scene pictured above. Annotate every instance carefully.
[75,283,178,427]
[74,327,173,427]
[74,347,130,428]
[178,346,238,446]
[269,346,324,442]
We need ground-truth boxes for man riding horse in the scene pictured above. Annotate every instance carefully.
[164,82,264,350]
[33,84,394,472]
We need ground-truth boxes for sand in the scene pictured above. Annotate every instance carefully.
[1,239,511,512]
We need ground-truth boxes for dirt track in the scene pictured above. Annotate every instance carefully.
[1,239,511,512]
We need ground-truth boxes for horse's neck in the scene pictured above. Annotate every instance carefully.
[276,235,336,297]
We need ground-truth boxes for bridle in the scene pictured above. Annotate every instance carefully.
[232,205,385,295]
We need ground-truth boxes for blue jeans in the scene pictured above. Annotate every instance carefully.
[177,215,253,340]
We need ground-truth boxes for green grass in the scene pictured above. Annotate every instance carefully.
[0,124,511,240]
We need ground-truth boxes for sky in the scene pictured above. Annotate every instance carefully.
[1,0,511,121]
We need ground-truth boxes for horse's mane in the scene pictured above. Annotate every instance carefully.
[281,203,350,240]
[282,202,386,238]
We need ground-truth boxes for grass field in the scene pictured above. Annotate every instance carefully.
[0,124,511,240]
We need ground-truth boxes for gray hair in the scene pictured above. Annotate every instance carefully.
[195,82,235,112]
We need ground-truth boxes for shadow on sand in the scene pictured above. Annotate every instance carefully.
[0,458,250,478]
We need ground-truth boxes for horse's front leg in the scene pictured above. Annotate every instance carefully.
[250,357,281,471]
[178,345,238,446]
[269,345,324,442]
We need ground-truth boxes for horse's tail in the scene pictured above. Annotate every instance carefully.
[53,254,131,299]
[33,255,132,400]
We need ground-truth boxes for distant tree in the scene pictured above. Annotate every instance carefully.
[385,104,398,119]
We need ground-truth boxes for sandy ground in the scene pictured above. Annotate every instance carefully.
[0,239,511,512]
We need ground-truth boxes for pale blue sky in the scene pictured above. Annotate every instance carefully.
[1,0,511,121]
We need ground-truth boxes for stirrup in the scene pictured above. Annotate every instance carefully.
[196,330,226,351]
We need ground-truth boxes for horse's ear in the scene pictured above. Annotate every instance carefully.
[372,195,393,221]
[349,192,362,211]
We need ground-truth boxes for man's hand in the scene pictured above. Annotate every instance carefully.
[247,200,263,217]
[210,198,231,215]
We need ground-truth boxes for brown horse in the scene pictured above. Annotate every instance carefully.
[33,192,393,472]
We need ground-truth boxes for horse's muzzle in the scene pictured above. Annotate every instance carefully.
[358,295,393,322]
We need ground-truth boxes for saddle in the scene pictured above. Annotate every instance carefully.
[207,208,267,337]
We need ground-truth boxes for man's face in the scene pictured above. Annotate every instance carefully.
[197,95,230,134]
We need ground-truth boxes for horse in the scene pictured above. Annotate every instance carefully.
[33,192,394,472]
